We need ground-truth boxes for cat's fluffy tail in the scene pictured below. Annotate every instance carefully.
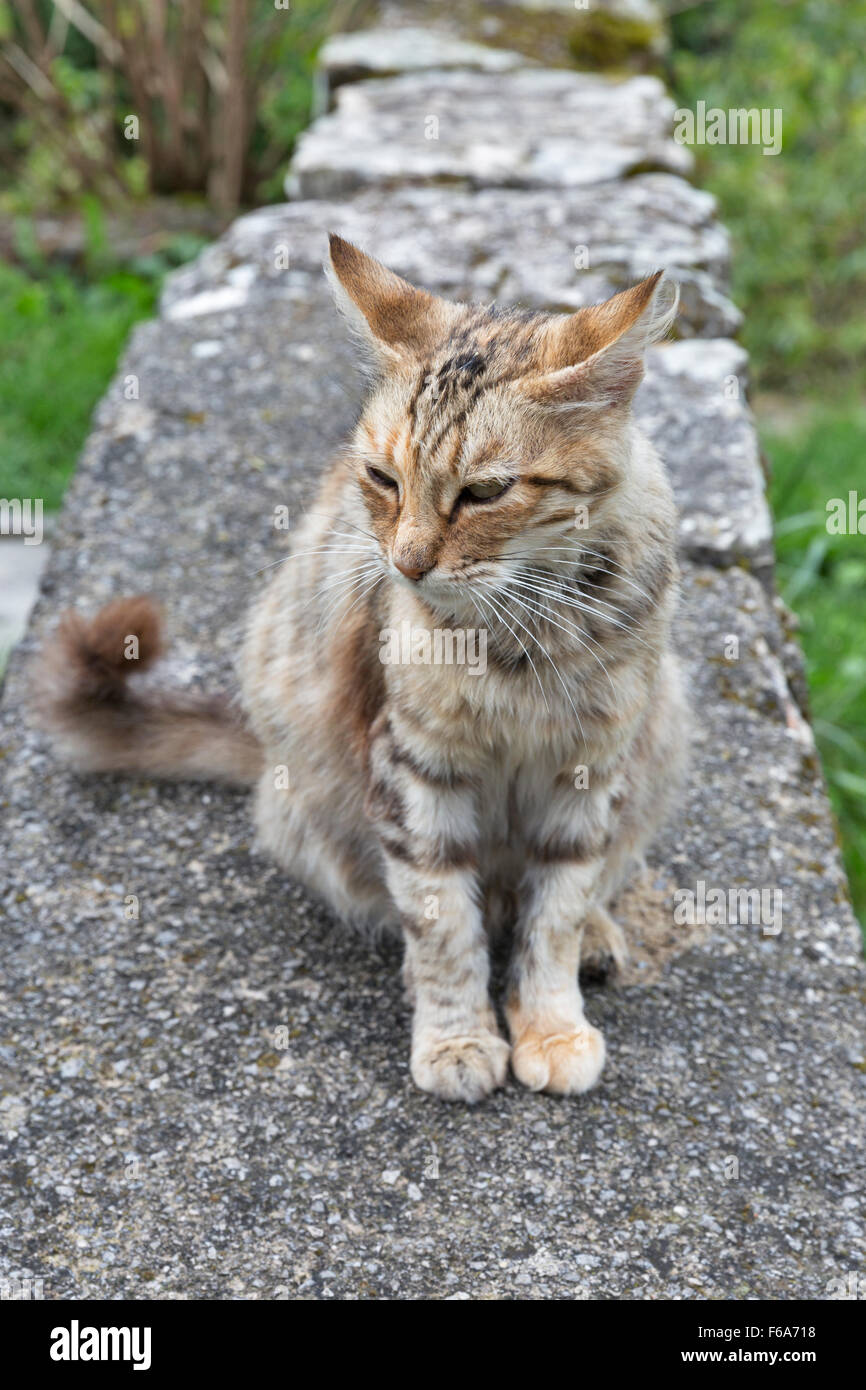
[34,596,263,787]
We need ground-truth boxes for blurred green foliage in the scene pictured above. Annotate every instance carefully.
[670,0,866,919]
[0,0,331,213]
[669,0,866,394]
[0,226,206,508]
[0,0,330,507]
[768,407,866,914]
[251,2,332,204]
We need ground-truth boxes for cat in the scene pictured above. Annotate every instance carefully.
[36,235,689,1103]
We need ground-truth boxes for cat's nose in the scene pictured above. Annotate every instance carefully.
[394,555,432,581]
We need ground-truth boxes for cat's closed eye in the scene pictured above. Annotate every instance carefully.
[365,463,398,490]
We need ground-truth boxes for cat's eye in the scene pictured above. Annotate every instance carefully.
[462,478,512,503]
[366,463,398,490]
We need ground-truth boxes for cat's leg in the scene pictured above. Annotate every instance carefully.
[506,777,616,1095]
[367,721,509,1103]
[581,655,689,980]
[253,770,394,928]
[580,902,629,980]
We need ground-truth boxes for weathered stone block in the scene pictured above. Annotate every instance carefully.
[637,340,773,577]
[319,27,532,93]
[375,0,667,71]
[163,176,740,340]
[288,69,692,199]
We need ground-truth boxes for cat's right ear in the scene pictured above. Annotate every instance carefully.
[326,234,455,368]
[517,272,678,412]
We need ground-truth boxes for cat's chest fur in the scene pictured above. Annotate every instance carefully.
[379,584,642,778]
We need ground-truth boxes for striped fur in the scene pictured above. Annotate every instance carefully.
[37,238,688,1103]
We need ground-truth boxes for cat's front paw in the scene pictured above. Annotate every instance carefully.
[411,1029,510,1104]
[510,1023,606,1095]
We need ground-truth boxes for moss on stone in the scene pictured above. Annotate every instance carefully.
[568,13,666,72]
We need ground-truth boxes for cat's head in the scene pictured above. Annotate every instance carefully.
[327,234,676,607]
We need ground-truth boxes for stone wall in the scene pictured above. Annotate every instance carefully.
[0,4,863,1299]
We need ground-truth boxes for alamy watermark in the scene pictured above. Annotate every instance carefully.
[827,1272,865,1299]
[674,879,782,936]
[1,1275,44,1299]
[50,1321,152,1370]
[0,497,43,545]
[826,491,866,535]
[674,101,783,157]
[379,621,487,674]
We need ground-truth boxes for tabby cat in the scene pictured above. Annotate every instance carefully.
[37,235,688,1103]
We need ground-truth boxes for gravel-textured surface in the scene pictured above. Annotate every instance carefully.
[163,176,741,339]
[1,13,863,1302]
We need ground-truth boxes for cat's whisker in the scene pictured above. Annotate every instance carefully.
[315,563,384,629]
[504,584,622,708]
[479,581,586,743]
[280,560,381,626]
[328,569,385,635]
[507,561,642,627]
[514,592,622,711]
[472,586,551,715]
[508,547,657,612]
[326,527,379,548]
[317,580,375,634]
[283,557,377,603]
[505,564,625,625]
[578,567,656,613]
[505,570,653,653]
[534,541,659,608]
[250,543,374,577]
[301,509,380,545]
[316,559,381,599]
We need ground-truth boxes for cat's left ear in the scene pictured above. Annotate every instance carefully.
[326,234,457,367]
[518,272,678,410]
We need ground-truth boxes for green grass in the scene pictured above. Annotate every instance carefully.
[669,0,866,924]
[0,259,156,508]
[669,0,866,395]
[764,405,866,918]
[0,0,332,505]
[0,225,210,506]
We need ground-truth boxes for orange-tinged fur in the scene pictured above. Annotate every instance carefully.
[36,237,688,1103]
